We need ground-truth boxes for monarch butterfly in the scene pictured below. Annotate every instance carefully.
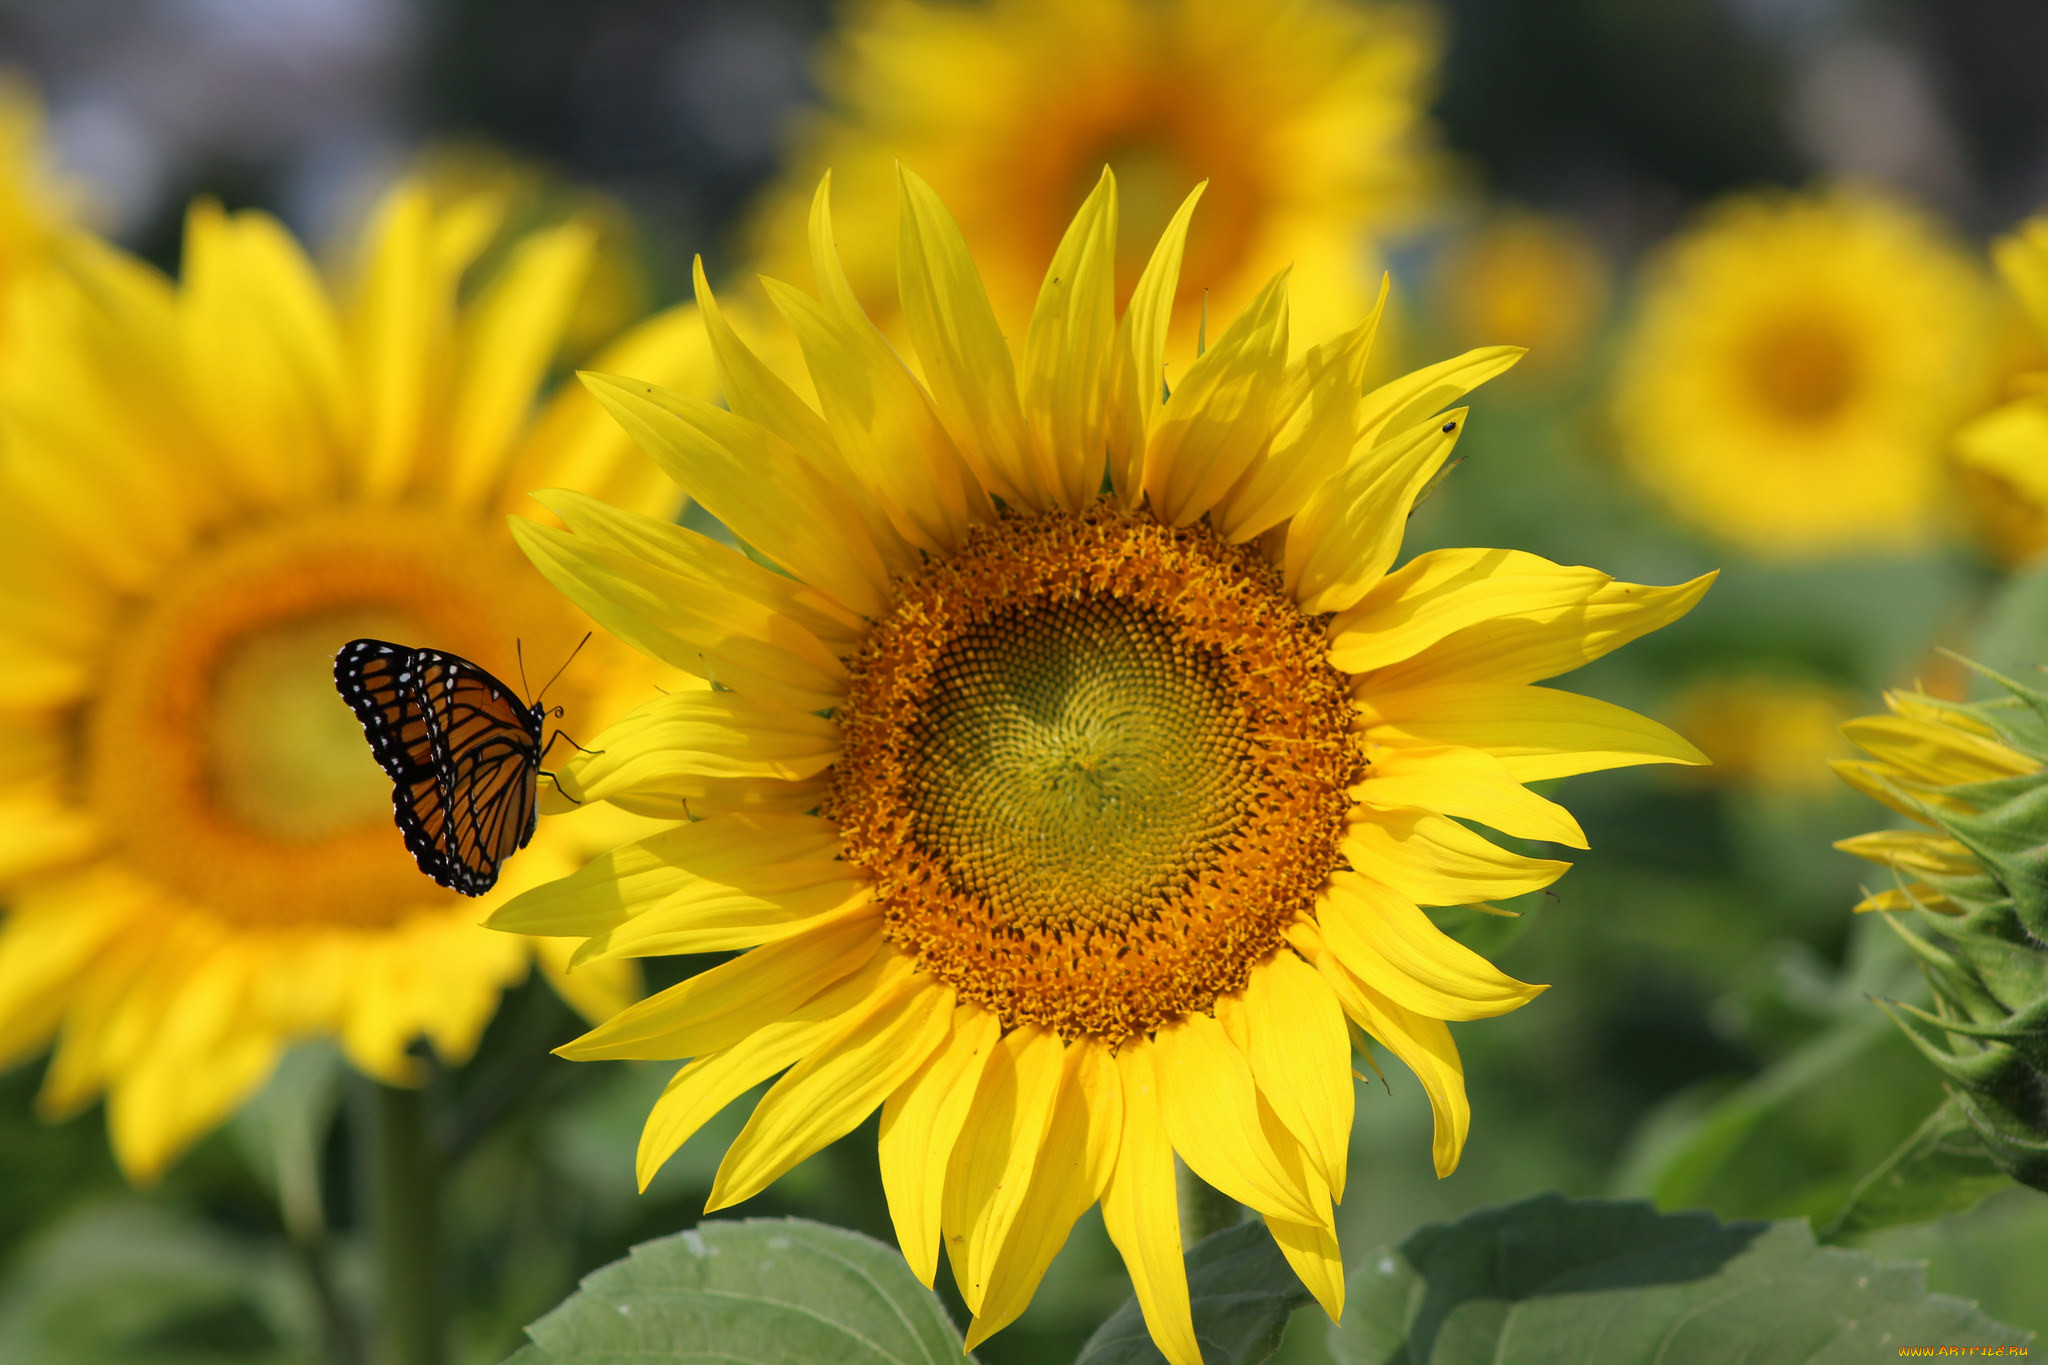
[333,638,586,896]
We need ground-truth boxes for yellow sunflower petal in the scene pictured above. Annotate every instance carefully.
[579,371,892,619]
[1152,1011,1320,1225]
[942,1024,1067,1315]
[574,884,872,966]
[709,976,955,1210]
[964,1039,1122,1351]
[1841,713,2038,786]
[1343,808,1569,906]
[510,515,848,712]
[1365,572,1717,691]
[1328,547,1612,677]
[1143,268,1292,526]
[1099,1038,1200,1365]
[1255,1096,1343,1322]
[0,876,128,1067]
[1107,182,1206,508]
[1021,168,1120,512]
[1360,681,1708,781]
[532,485,864,651]
[1351,744,1587,848]
[1230,949,1354,1201]
[1834,829,1980,879]
[1284,410,1466,615]
[635,949,914,1189]
[556,911,884,1062]
[895,165,1039,509]
[1319,872,1545,1021]
[445,221,594,508]
[1289,920,1470,1177]
[1212,302,1383,542]
[878,1004,1004,1287]
[1356,344,1523,445]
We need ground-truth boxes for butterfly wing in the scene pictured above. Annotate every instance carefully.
[334,639,543,897]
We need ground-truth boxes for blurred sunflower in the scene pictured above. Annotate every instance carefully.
[1956,216,2048,566]
[0,182,712,1181]
[1430,209,1611,386]
[747,0,1441,354]
[1668,674,1858,798]
[495,168,1710,1361]
[1612,189,1994,558]
[0,79,77,361]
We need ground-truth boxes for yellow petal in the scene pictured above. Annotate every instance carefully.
[569,686,840,791]
[1319,873,1546,1021]
[1328,547,1613,677]
[0,874,127,1068]
[579,371,892,619]
[942,1025,1066,1315]
[1351,745,1587,848]
[1284,411,1465,616]
[709,976,955,1210]
[965,1039,1122,1351]
[1021,168,1121,511]
[1212,301,1383,542]
[557,910,884,1062]
[532,485,864,652]
[1153,1012,1320,1225]
[1107,182,1206,508]
[1230,950,1354,1202]
[1144,268,1292,527]
[1356,345,1522,445]
[1360,681,1708,782]
[694,260,919,581]
[1956,397,2048,508]
[1099,1039,1201,1365]
[634,949,913,1189]
[1834,829,1980,879]
[1289,920,1470,1177]
[443,221,593,508]
[895,165,1039,509]
[878,1004,1003,1287]
[1343,808,1569,906]
[1365,572,1716,692]
[496,808,842,937]
[1841,713,2038,786]
[510,516,847,713]
[1254,1096,1343,1321]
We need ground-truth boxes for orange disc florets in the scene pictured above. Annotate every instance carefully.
[826,504,1362,1039]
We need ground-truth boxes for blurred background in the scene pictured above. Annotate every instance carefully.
[2,0,2047,1360]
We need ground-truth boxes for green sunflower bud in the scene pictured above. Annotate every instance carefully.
[1834,660,2048,1191]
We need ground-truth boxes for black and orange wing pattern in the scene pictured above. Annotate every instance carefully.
[333,638,547,896]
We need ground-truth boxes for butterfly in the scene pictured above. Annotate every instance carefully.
[333,637,587,896]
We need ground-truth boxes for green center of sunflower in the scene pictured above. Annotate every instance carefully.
[827,505,1363,1041]
[908,595,1249,929]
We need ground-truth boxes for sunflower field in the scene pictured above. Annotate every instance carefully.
[0,1,2045,1362]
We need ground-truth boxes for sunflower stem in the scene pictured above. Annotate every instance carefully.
[1175,1158,1245,1245]
[367,1081,443,1365]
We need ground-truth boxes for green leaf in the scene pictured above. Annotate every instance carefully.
[1329,1193,2030,1365]
[1825,1096,2013,1237]
[1075,1221,1313,1365]
[506,1218,965,1365]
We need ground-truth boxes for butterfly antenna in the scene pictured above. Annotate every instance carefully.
[534,632,593,708]
[516,638,533,701]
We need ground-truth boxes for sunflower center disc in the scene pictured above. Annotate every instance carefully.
[829,506,1364,1040]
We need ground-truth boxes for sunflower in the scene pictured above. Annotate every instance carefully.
[1956,215,2048,567]
[1612,188,1994,558]
[746,0,1440,355]
[1429,209,1611,386]
[494,168,1710,1360]
[0,182,714,1181]
[0,78,77,361]
[1668,674,1858,798]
